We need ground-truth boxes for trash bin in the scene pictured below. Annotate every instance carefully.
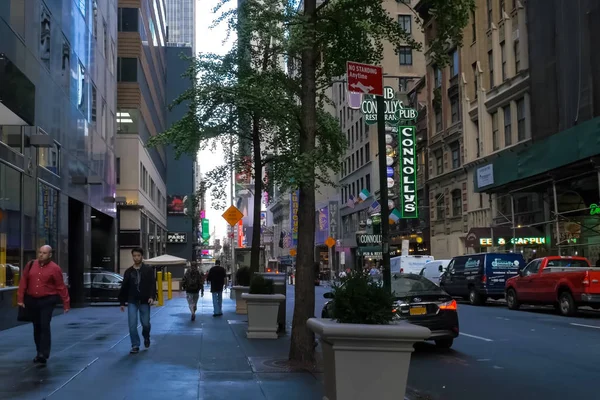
[258,272,286,333]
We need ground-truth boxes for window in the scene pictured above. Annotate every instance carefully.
[140,162,143,188]
[351,153,355,171]
[436,195,445,220]
[471,11,476,41]
[366,174,371,192]
[398,15,411,34]
[499,0,505,13]
[452,189,462,216]
[117,57,137,82]
[450,95,460,123]
[399,46,413,65]
[488,50,494,88]
[501,42,506,81]
[0,163,22,288]
[38,142,61,175]
[487,0,492,29]
[77,61,87,113]
[91,85,97,124]
[40,6,51,69]
[450,50,459,77]
[118,8,139,32]
[116,158,121,184]
[360,147,364,166]
[77,0,86,16]
[434,66,442,88]
[504,105,512,145]
[514,41,520,72]
[435,150,443,175]
[522,260,541,276]
[37,182,58,254]
[517,98,526,140]
[93,0,98,37]
[435,108,442,132]
[103,20,108,58]
[492,112,499,150]
[472,62,478,98]
[360,177,364,192]
[365,143,370,162]
[450,142,461,169]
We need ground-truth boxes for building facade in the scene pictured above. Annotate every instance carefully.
[0,0,118,324]
[165,0,195,52]
[475,0,600,260]
[164,46,196,265]
[116,0,168,273]
[335,0,426,269]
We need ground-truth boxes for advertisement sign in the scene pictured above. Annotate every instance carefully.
[386,167,394,177]
[328,201,339,240]
[201,219,210,241]
[290,190,299,247]
[361,87,417,126]
[167,232,187,243]
[167,195,187,215]
[398,126,418,219]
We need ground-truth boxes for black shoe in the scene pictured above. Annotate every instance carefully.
[191,314,196,321]
[144,338,150,348]
[130,346,140,354]
[33,356,47,365]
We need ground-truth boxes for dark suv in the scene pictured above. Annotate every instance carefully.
[85,269,123,303]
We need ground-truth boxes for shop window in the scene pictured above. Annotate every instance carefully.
[0,164,22,288]
[37,182,58,252]
[452,189,462,216]
[118,8,139,32]
[117,57,137,82]
[38,141,61,176]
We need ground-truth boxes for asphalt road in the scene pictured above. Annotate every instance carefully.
[407,301,600,400]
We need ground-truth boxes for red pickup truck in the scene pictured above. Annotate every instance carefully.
[505,256,600,316]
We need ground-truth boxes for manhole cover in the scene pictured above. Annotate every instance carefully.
[248,357,322,373]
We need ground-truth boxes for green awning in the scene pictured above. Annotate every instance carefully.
[475,117,600,192]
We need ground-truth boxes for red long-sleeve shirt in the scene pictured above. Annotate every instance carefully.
[17,260,70,310]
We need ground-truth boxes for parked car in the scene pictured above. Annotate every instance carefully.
[419,260,451,285]
[440,253,525,305]
[505,256,600,316]
[85,269,123,303]
[321,273,459,348]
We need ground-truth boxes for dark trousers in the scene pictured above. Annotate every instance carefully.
[25,295,59,359]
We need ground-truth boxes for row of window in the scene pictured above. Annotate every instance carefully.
[139,162,166,212]
[491,97,527,150]
[341,174,371,206]
[434,189,463,220]
[342,143,371,177]
[433,141,461,177]
[346,118,367,148]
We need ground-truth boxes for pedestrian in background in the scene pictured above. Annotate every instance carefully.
[119,247,156,354]
[182,262,204,321]
[207,260,226,316]
[17,245,70,366]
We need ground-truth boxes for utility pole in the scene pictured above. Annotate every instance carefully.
[377,95,391,293]
[230,133,237,281]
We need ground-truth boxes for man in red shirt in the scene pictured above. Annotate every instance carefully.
[17,245,70,365]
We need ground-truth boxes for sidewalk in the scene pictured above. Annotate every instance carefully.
[0,290,324,400]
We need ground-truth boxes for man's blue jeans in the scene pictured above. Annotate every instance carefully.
[212,291,223,315]
[128,302,151,347]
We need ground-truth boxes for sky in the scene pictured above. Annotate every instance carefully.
[195,0,235,243]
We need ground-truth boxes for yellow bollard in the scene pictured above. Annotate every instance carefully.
[157,271,164,306]
[167,272,172,300]
[12,272,20,306]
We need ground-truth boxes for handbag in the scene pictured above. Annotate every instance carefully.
[16,261,34,322]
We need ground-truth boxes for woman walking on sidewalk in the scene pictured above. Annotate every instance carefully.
[181,262,204,321]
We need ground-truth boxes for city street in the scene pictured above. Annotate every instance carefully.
[407,301,600,400]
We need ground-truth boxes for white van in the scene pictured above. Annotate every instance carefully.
[419,260,451,285]
[390,255,435,276]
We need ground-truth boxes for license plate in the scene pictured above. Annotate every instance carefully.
[409,306,427,316]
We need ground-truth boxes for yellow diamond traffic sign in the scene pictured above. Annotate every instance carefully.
[289,249,297,257]
[222,205,244,226]
[325,237,336,248]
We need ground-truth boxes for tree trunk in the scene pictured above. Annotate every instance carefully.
[289,0,317,364]
[250,113,263,274]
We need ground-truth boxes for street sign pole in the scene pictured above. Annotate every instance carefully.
[377,95,391,293]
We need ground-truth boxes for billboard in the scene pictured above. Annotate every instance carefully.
[167,195,187,215]
[398,126,418,218]
[290,190,299,247]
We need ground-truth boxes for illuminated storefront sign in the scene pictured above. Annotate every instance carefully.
[590,203,600,215]
[361,87,418,125]
[398,126,418,218]
[479,237,546,246]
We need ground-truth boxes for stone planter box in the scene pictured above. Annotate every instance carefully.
[307,318,430,400]
[232,286,250,314]
[242,293,286,339]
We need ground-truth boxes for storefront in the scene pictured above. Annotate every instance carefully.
[465,227,548,261]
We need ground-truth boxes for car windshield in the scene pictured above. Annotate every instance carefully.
[392,274,442,297]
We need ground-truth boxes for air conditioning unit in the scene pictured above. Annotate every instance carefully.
[512,29,520,41]
[25,126,54,148]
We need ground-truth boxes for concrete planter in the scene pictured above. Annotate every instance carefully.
[307,318,430,400]
[232,286,250,314]
[242,293,286,339]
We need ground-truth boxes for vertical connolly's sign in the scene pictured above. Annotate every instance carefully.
[398,126,418,218]
[290,190,299,247]
[328,201,339,240]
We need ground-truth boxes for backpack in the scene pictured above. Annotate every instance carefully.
[185,270,201,292]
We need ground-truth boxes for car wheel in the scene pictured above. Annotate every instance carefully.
[506,288,520,310]
[435,338,454,349]
[469,288,485,306]
[558,291,577,316]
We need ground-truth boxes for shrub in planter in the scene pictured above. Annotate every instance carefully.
[330,270,395,324]
[249,274,274,295]
[236,266,252,287]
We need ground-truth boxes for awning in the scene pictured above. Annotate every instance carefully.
[144,254,188,265]
[465,227,545,248]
